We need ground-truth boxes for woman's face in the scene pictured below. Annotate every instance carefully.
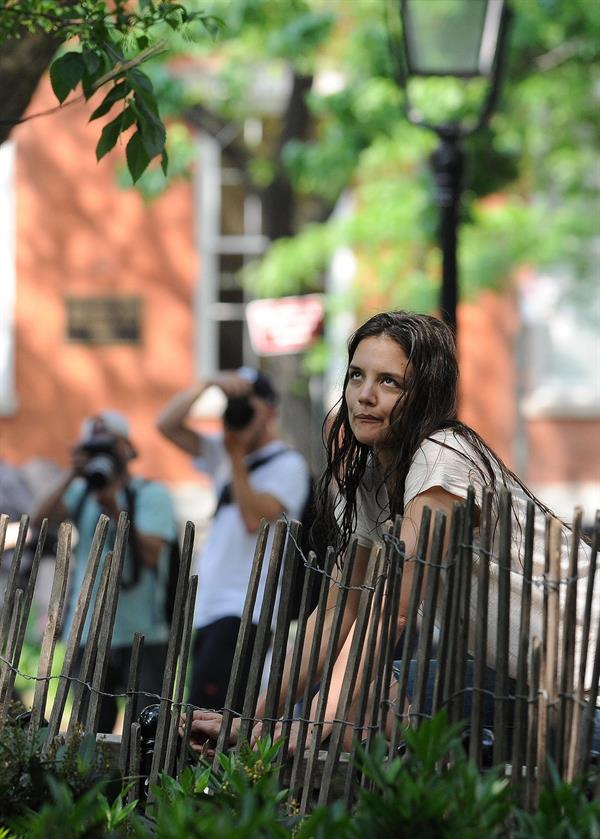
[345,334,409,449]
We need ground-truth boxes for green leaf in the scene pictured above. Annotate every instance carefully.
[89,82,129,121]
[96,107,135,160]
[141,121,166,158]
[49,52,85,104]
[81,48,101,76]
[161,148,169,175]
[81,69,96,100]
[133,87,160,121]
[126,68,154,96]
[133,92,166,158]
[126,131,151,183]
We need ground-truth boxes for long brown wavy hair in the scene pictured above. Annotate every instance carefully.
[316,310,554,557]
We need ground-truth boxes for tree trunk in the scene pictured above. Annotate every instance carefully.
[0,31,62,145]
[262,72,313,241]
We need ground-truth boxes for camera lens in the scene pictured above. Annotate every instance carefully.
[84,454,119,490]
[223,396,255,430]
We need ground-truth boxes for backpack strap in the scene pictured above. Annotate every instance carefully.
[213,447,290,517]
[121,481,142,590]
[70,483,92,529]
[71,480,142,590]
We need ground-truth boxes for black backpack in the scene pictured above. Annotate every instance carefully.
[72,482,179,626]
[214,448,326,620]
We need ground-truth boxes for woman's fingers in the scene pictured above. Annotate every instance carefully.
[249,720,264,749]
[177,710,224,746]
[190,713,223,744]
[177,710,243,754]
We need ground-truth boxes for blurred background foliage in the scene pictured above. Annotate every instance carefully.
[124,0,599,314]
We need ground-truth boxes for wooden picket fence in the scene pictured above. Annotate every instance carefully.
[0,489,599,812]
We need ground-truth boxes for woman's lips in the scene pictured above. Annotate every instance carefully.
[354,415,381,422]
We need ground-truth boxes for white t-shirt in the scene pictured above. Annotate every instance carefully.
[353,429,596,684]
[193,437,310,629]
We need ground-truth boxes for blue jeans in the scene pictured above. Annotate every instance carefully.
[392,659,506,729]
[393,658,600,756]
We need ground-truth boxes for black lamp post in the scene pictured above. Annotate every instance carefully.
[390,0,510,334]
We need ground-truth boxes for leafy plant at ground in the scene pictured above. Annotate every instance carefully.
[7,777,138,839]
[0,714,117,824]
[142,737,296,838]
[513,760,600,839]
[351,714,511,838]
[2,710,599,837]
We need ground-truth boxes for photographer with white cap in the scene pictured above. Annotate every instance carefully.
[157,369,309,713]
[32,410,177,733]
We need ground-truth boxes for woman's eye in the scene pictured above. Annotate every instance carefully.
[382,376,400,387]
[349,370,362,380]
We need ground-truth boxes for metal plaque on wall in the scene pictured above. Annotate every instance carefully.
[65,296,142,344]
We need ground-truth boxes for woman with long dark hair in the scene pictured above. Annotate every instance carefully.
[185,310,595,750]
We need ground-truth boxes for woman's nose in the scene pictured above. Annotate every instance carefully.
[358,381,376,404]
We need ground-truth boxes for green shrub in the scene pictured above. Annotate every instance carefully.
[141,738,296,838]
[2,710,599,837]
[8,778,138,839]
[350,712,511,838]
[513,761,600,839]
[0,712,120,827]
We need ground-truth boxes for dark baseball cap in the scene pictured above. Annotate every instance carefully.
[238,367,278,405]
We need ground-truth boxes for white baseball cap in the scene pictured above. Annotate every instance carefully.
[79,410,137,457]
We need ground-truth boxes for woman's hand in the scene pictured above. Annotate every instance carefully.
[179,710,241,755]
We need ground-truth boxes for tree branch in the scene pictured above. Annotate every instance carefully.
[535,38,590,72]
[262,71,314,240]
[183,102,255,189]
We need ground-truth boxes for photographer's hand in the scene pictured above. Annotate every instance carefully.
[158,373,248,457]
[71,446,88,478]
[224,433,285,534]
[94,485,121,519]
[214,371,253,399]
[223,427,248,463]
[31,464,78,529]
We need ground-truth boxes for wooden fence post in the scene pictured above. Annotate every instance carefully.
[29,522,72,736]
[510,499,534,794]
[557,508,582,776]
[469,488,492,768]
[299,540,358,814]
[570,510,599,778]
[492,488,512,767]
[213,520,269,763]
[148,520,195,787]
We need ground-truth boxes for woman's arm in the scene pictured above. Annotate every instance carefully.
[312,487,461,744]
[184,542,373,750]
[255,542,372,719]
[394,486,461,632]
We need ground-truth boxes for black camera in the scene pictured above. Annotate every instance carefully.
[223,396,255,431]
[80,434,125,490]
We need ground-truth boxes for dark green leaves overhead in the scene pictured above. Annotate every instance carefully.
[126,131,151,183]
[89,82,129,121]
[7,1,219,182]
[49,52,85,103]
[96,107,136,161]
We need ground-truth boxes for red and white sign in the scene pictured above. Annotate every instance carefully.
[245,294,324,356]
